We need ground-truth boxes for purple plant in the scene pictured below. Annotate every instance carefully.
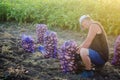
[111,35,120,66]
[59,40,78,73]
[21,35,35,53]
[43,30,58,58]
[36,24,48,44]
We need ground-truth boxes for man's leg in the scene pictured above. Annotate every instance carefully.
[80,48,92,70]
[78,48,94,78]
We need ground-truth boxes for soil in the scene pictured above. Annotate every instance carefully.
[0,23,120,80]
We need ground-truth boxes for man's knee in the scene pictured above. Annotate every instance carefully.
[80,48,89,57]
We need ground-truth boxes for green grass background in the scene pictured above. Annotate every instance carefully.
[0,0,120,35]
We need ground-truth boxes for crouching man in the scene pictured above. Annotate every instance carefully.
[77,15,109,78]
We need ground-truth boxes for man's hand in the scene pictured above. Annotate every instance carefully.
[76,46,81,54]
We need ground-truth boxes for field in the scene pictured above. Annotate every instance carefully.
[0,23,120,80]
[0,0,120,80]
[0,0,120,35]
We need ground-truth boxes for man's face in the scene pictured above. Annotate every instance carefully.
[81,19,88,30]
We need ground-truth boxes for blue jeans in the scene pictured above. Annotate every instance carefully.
[89,49,105,66]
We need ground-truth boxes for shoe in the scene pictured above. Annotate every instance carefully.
[80,70,94,78]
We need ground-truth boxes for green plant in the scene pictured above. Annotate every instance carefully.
[0,0,120,35]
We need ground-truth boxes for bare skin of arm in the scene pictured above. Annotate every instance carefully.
[77,24,102,54]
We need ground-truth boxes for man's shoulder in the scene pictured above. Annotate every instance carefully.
[90,23,99,30]
[91,21,102,27]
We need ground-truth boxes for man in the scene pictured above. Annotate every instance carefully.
[77,15,109,78]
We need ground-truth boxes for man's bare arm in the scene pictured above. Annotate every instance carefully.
[77,24,100,53]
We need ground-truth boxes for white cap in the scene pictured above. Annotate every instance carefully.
[79,15,90,24]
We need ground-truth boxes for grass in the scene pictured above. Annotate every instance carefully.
[0,0,120,35]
